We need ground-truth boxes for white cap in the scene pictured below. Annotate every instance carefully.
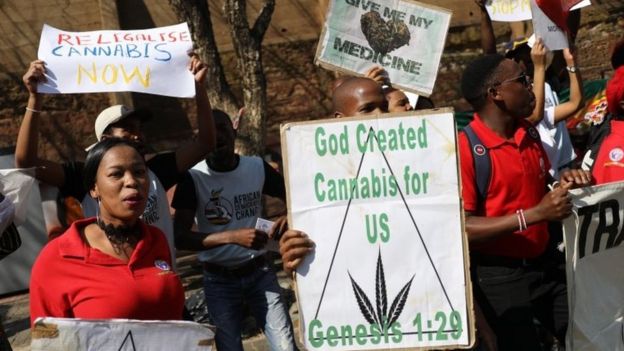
[94,105,136,141]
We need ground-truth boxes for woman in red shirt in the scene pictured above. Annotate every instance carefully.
[30,138,184,325]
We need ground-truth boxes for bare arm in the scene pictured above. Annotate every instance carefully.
[174,55,216,173]
[15,61,66,187]
[475,0,496,54]
[527,38,547,125]
[465,183,572,243]
[173,208,268,251]
[553,48,584,123]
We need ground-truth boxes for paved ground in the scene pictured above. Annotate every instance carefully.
[0,253,304,351]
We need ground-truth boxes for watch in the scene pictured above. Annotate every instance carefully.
[566,66,578,73]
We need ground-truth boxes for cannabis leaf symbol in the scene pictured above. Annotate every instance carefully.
[348,249,414,329]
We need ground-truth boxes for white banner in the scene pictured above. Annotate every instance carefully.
[315,0,451,96]
[486,0,590,22]
[563,181,624,351]
[37,23,195,98]
[31,318,215,351]
[281,109,474,350]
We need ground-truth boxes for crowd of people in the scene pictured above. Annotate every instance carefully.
[1,5,624,351]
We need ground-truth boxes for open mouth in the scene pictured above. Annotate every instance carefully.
[123,194,144,206]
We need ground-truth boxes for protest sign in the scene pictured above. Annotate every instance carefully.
[281,109,474,350]
[562,182,624,351]
[486,0,590,22]
[37,23,195,98]
[315,0,451,96]
[31,318,215,351]
[530,0,569,50]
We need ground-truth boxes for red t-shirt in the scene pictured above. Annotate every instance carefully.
[30,218,184,325]
[592,120,624,185]
[459,115,551,258]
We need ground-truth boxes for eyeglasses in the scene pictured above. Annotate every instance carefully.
[492,72,532,88]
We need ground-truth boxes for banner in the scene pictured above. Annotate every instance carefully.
[562,182,624,351]
[486,0,590,22]
[315,0,451,96]
[31,318,215,351]
[37,23,195,98]
[281,109,474,350]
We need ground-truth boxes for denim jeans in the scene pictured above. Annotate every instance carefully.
[203,261,298,351]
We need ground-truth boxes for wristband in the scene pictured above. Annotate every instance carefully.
[26,107,42,113]
[566,66,577,73]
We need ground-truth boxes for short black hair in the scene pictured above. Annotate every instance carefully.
[461,54,506,111]
[83,138,145,195]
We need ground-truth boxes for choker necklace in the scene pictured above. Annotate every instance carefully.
[96,218,142,248]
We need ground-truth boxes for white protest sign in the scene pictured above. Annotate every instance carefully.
[37,23,195,98]
[315,0,451,97]
[562,182,624,351]
[281,109,474,350]
[486,0,532,22]
[31,318,215,351]
[486,0,590,22]
[530,0,569,50]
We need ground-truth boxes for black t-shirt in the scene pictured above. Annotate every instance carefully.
[60,152,179,200]
[172,159,286,211]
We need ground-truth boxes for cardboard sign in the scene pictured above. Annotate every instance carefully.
[486,0,590,22]
[315,0,451,96]
[37,23,195,98]
[562,182,624,351]
[31,318,215,351]
[281,109,474,350]
[530,0,569,50]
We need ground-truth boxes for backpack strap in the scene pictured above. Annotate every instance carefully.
[463,125,491,202]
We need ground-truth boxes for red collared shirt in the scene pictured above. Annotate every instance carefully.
[459,114,551,258]
[593,120,624,185]
[30,218,184,325]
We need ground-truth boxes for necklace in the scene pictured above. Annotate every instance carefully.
[96,218,143,249]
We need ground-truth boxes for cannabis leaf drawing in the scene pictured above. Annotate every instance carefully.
[348,249,414,329]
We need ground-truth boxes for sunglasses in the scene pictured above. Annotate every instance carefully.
[492,72,533,88]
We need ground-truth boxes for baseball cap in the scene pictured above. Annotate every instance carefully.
[94,105,151,141]
[85,105,151,151]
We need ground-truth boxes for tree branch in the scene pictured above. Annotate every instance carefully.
[169,0,240,114]
[251,0,276,42]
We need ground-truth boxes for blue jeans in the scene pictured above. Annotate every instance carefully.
[203,261,298,351]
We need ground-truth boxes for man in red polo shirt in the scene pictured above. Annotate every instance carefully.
[592,66,624,184]
[459,54,591,350]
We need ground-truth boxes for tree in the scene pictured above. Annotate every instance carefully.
[169,0,275,156]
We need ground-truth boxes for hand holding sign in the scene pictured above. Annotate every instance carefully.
[23,61,47,96]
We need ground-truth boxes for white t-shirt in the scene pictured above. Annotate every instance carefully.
[535,82,576,179]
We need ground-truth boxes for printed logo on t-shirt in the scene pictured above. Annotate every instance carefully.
[609,148,624,163]
[233,191,261,221]
[154,259,171,271]
[204,188,233,225]
[142,194,160,224]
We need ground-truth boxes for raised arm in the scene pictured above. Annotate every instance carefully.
[552,48,584,123]
[526,38,547,125]
[174,55,216,173]
[15,61,66,187]
[475,0,496,55]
